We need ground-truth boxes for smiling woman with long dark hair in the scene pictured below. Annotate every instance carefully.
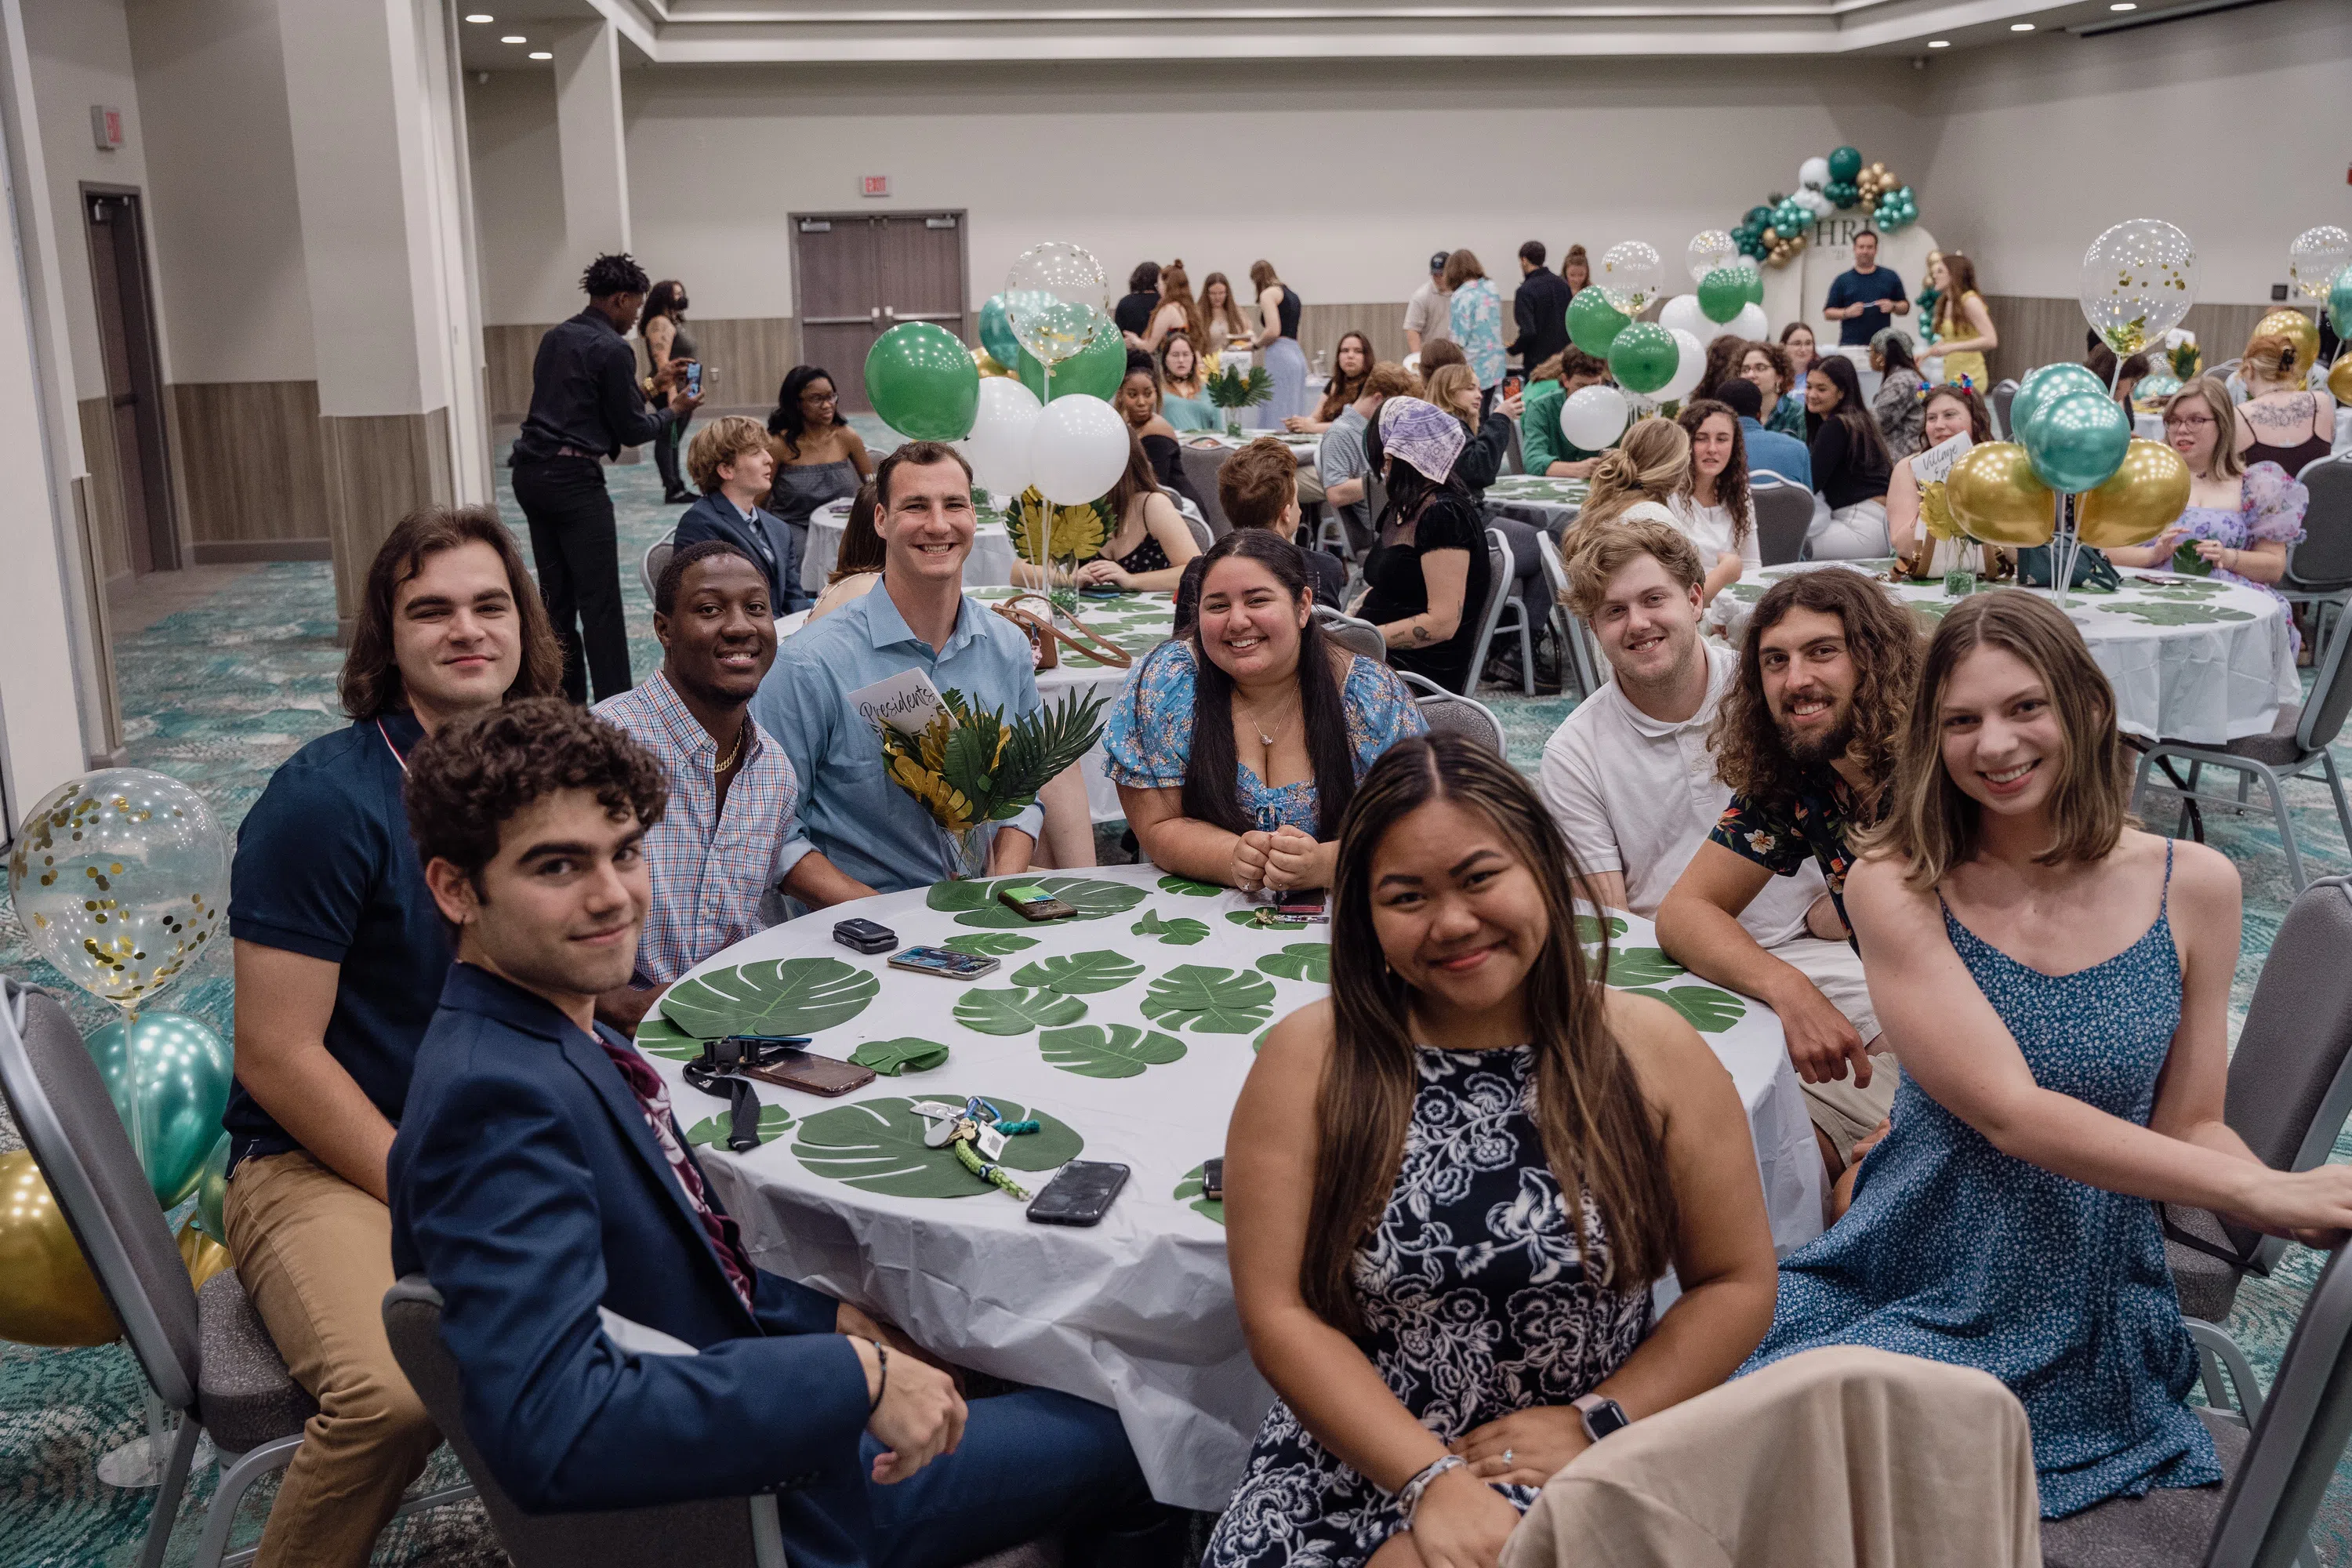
[763,365,873,567]
[1204,732,1777,1568]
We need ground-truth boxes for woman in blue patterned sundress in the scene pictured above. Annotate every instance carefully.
[1754,590,2352,1519]
[1208,733,1779,1568]
[1105,530,1425,892]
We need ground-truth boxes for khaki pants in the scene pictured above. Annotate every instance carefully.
[223,1150,439,1568]
[1771,935,1900,1159]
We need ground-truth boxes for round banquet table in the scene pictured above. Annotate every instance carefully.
[637,862,1822,1512]
[801,498,1018,593]
[1483,473,1588,532]
[1719,561,2300,744]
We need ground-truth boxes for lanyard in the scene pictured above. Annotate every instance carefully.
[376,717,411,775]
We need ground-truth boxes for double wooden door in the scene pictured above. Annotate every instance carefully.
[789,212,969,414]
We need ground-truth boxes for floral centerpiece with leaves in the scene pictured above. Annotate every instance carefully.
[877,686,1109,877]
[1204,363,1272,437]
[1008,488,1112,616]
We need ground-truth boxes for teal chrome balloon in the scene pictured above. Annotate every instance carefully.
[2023,390,2132,494]
[2329,264,2352,339]
[1697,268,1748,325]
[978,294,1019,368]
[1608,321,1679,397]
[85,1011,233,1207]
[1567,288,1630,358]
[191,1132,230,1245]
[1017,316,1125,404]
[2009,362,2111,437]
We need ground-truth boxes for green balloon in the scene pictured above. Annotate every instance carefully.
[85,1011,233,1208]
[191,1133,230,1245]
[1608,321,1679,397]
[866,322,981,441]
[2010,362,2111,437]
[978,294,1019,368]
[2022,390,2132,494]
[1018,318,1126,403]
[1697,268,1748,325]
[1568,288,1631,358]
[1828,145,1864,184]
[2328,263,2352,339]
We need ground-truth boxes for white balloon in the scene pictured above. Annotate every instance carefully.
[1560,384,1630,452]
[1661,328,1706,404]
[1729,303,1770,343]
[1794,188,1832,217]
[1658,293,1711,340]
[1798,156,1831,191]
[956,377,1041,496]
[1027,394,1130,505]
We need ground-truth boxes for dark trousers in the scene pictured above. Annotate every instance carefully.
[511,456,632,703]
[652,418,687,498]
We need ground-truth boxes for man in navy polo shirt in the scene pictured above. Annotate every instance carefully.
[222,505,562,1568]
[1823,229,1910,350]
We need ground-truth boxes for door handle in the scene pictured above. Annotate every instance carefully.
[888,311,960,323]
[869,307,881,324]
[803,315,873,326]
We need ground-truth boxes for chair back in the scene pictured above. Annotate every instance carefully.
[1450,528,1516,695]
[641,533,676,604]
[1178,445,1231,535]
[2202,1247,2352,1567]
[0,979,199,1413]
[1400,673,1506,754]
[1172,495,1214,554]
[1503,417,1525,477]
[1365,470,1389,529]
[1988,378,2019,441]
[382,1276,780,1568]
[1533,528,1603,698]
[2296,604,2352,757]
[1311,604,1387,663]
[2285,456,2352,595]
[1751,481,1813,568]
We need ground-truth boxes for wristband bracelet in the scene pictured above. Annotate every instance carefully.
[868,1339,889,1413]
[1395,1454,1466,1529]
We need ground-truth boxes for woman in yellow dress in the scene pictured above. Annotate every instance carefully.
[1929,252,1998,391]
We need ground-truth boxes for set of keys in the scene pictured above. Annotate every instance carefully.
[911,1097,1041,1199]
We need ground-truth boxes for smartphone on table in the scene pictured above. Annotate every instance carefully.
[998,884,1078,921]
[1275,889,1327,919]
[886,946,1000,980]
[1201,1158,1225,1200]
[1027,1161,1131,1227]
[741,1047,876,1098]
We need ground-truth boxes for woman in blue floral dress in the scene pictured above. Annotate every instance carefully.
[1106,530,1425,891]
[1753,591,2352,1519]
[1444,251,1508,400]
[1207,733,1777,1568]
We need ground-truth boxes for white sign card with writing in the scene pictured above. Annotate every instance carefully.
[849,668,948,739]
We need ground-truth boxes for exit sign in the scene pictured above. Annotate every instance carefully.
[861,174,889,198]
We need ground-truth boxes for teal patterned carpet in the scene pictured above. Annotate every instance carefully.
[2,426,2350,1563]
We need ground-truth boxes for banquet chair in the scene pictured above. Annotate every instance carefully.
[1178,445,1230,535]
[641,531,676,603]
[1532,529,1602,700]
[1399,671,1505,754]
[1173,497,1214,554]
[2038,1246,2352,1568]
[1988,378,2020,441]
[383,1278,1058,1568]
[2129,609,2352,891]
[1472,526,1534,696]
[1503,416,1525,477]
[0,978,473,1568]
[2281,455,2352,654]
[2159,875,2352,1424]
[1751,480,1813,568]
[1310,604,1387,663]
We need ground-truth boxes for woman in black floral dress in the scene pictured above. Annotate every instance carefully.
[1209,734,1778,1568]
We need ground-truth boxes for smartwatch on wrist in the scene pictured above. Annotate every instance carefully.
[1573,1392,1631,1443]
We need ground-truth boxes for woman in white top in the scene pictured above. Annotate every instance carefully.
[1887,383,1991,577]
[1670,398,1759,609]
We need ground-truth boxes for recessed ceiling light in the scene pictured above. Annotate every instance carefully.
[528,50,552,59]
[1928,38,1950,45]
[2010,20,2035,29]
[501,34,525,44]
[463,13,493,21]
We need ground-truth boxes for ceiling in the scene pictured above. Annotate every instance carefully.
[452,0,2269,67]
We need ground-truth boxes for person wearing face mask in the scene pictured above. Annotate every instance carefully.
[1657,570,1918,1185]
[639,278,699,503]
[1106,529,1424,893]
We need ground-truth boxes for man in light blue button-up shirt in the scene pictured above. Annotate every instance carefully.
[751,441,1045,896]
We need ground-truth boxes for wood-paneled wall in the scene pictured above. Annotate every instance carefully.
[321,408,456,636]
[77,399,130,586]
[1978,297,2281,388]
[165,380,332,561]
[485,316,804,421]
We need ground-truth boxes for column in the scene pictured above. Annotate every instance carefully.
[273,0,487,637]
[551,20,629,260]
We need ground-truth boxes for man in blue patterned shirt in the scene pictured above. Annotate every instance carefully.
[594,540,872,1031]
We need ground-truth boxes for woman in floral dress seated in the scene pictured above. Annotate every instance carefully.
[1106,529,1423,893]
[1206,732,1778,1568]
[2107,375,2310,650]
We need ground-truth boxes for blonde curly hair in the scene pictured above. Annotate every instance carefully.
[1575,416,1691,530]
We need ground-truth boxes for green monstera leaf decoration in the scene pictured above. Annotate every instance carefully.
[1156,875,1221,897]
[633,1013,704,1062]
[851,1037,952,1076]
[927,876,1146,928]
[1132,909,1210,946]
[1576,913,1629,944]
[1037,1024,1187,1079]
[659,957,880,1040]
[953,986,1089,1036]
[1142,966,1277,1034]
[1011,950,1145,995]
[1621,985,1748,1033]
[791,1095,1081,1198]
[1174,1162,1225,1225]
[1225,908,1313,931]
[1255,942,1330,984]
[942,932,1038,957]
[1597,946,1686,986]
[684,1104,796,1149]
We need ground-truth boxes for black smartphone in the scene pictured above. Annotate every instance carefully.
[742,1048,877,1098]
[998,884,1078,921]
[834,918,898,955]
[886,946,1000,980]
[684,361,703,397]
[1201,1158,1224,1200]
[1027,1161,1131,1227]
[1276,890,1327,917]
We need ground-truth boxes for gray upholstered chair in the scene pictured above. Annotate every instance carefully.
[1399,670,1506,753]
[1470,526,1532,696]
[1750,480,1813,568]
[1987,377,2020,441]
[1171,495,1214,554]
[2281,455,2352,655]
[1533,528,1602,700]
[0,978,470,1568]
[641,530,677,603]
[1310,604,1387,664]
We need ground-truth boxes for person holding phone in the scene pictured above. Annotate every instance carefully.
[639,278,698,503]
[1207,733,1777,1568]
[1106,530,1425,894]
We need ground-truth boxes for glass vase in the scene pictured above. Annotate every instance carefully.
[938,822,991,881]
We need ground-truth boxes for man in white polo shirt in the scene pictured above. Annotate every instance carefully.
[1540,517,1887,1183]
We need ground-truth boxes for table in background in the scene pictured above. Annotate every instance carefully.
[639,864,1820,1511]
[2130,408,2352,458]
[801,497,1017,593]
[1721,562,2299,743]
[1178,430,1319,535]
[1485,473,1589,532]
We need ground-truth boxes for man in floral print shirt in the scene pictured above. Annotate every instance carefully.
[1658,570,1924,1187]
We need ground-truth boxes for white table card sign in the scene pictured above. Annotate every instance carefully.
[1911,428,1973,486]
[849,668,948,739]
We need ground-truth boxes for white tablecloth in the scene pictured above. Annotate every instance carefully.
[800,499,1018,593]
[1722,563,2299,743]
[2131,407,2352,458]
[644,864,1821,1511]
[1483,474,1589,531]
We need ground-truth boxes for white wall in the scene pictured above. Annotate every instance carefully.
[1918,0,2352,304]
[124,0,313,383]
[466,68,571,325]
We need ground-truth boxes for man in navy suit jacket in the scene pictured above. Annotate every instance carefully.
[388,698,1148,1568]
[675,416,813,614]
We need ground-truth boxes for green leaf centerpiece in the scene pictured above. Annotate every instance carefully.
[1255,942,1331,984]
[928,876,1146,928]
[953,986,1088,1036]
[792,1095,1081,1197]
[1038,1024,1187,1079]
[1133,909,1210,946]
[1575,913,1629,945]
[942,932,1038,957]
[633,1013,704,1062]
[1011,949,1145,995]
[1142,965,1277,1034]
[850,1037,952,1076]
[1156,875,1221,897]
[1621,985,1748,1033]
[1596,946,1687,986]
[658,957,880,1040]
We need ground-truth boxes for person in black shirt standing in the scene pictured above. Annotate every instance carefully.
[1508,240,1571,377]
[510,252,702,702]
[1115,260,1162,349]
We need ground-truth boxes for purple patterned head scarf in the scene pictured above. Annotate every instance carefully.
[1377,396,1466,484]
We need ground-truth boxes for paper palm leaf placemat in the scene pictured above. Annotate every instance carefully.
[791,1095,1081,1198]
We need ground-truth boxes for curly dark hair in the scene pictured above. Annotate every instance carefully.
[340,505,564,721]
[1711,570,1922,815]
[404,697,668,888]
[579,252,650,298]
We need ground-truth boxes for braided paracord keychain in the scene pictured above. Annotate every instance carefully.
[913,1096,1041,1200]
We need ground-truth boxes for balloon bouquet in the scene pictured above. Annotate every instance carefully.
[2284,225,2352,408]
[3,769,233,1348]
[1556,234,1766,456]
[1941,220,2201,602]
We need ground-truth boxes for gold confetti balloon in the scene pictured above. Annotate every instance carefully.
[5,769,228,1012]
[2079,220,2198,356]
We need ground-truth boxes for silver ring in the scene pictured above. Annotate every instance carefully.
[1502,1448,1514,1465]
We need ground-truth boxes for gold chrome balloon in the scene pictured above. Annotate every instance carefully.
[2077,439,2191,548]
[2252,309,2321,377]
[0,1151,119,1347]
[1919,481,1962,541]
[2331,356,2352,406]
[177,1219,234,1291]
[1946,443,2056,547]
[970,348,1011,379]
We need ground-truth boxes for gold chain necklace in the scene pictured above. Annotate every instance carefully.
[713,725,745,774]
[1236,691,1298,750]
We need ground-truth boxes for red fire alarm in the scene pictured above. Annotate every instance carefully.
[861,175,889,198]
[90,105,122,152]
